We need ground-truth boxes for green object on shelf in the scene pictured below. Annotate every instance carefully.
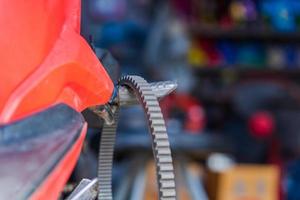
[237,44,266,68]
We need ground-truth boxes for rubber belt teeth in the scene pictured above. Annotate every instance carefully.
[98,75,176,200]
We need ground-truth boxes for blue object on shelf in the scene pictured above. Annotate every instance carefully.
[217,41,237,65]
[285,160,300,200]
[261,0,300,32]
[285,45,297,69]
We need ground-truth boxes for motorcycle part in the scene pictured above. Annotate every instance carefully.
[90,81,177,125]
[67,179,98,200]
[98,75,177,200]
[119,81,178,106]
[0,0,114,124]
[0,104,86,200]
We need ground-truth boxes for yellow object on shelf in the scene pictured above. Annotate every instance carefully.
[188,45,207,67]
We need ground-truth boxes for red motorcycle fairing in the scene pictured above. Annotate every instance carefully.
[0,0,113,124]
[0,0,114,199]
[0,104,86,200]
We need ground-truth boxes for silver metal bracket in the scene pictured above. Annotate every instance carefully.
[90,80,177,125]
[66,179,98,200]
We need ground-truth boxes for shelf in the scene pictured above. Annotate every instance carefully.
[190,25,300,42]
[193,67,300,79]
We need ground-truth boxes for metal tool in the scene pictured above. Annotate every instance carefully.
[66,179,98,200]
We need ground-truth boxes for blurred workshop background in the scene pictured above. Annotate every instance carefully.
[78,0,300,200]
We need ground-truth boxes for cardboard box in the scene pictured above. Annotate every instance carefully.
[206,165,279,200]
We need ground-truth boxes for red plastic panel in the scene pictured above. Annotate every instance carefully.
[0,0,113,123]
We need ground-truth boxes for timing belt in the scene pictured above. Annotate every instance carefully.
[98,75,176,200]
